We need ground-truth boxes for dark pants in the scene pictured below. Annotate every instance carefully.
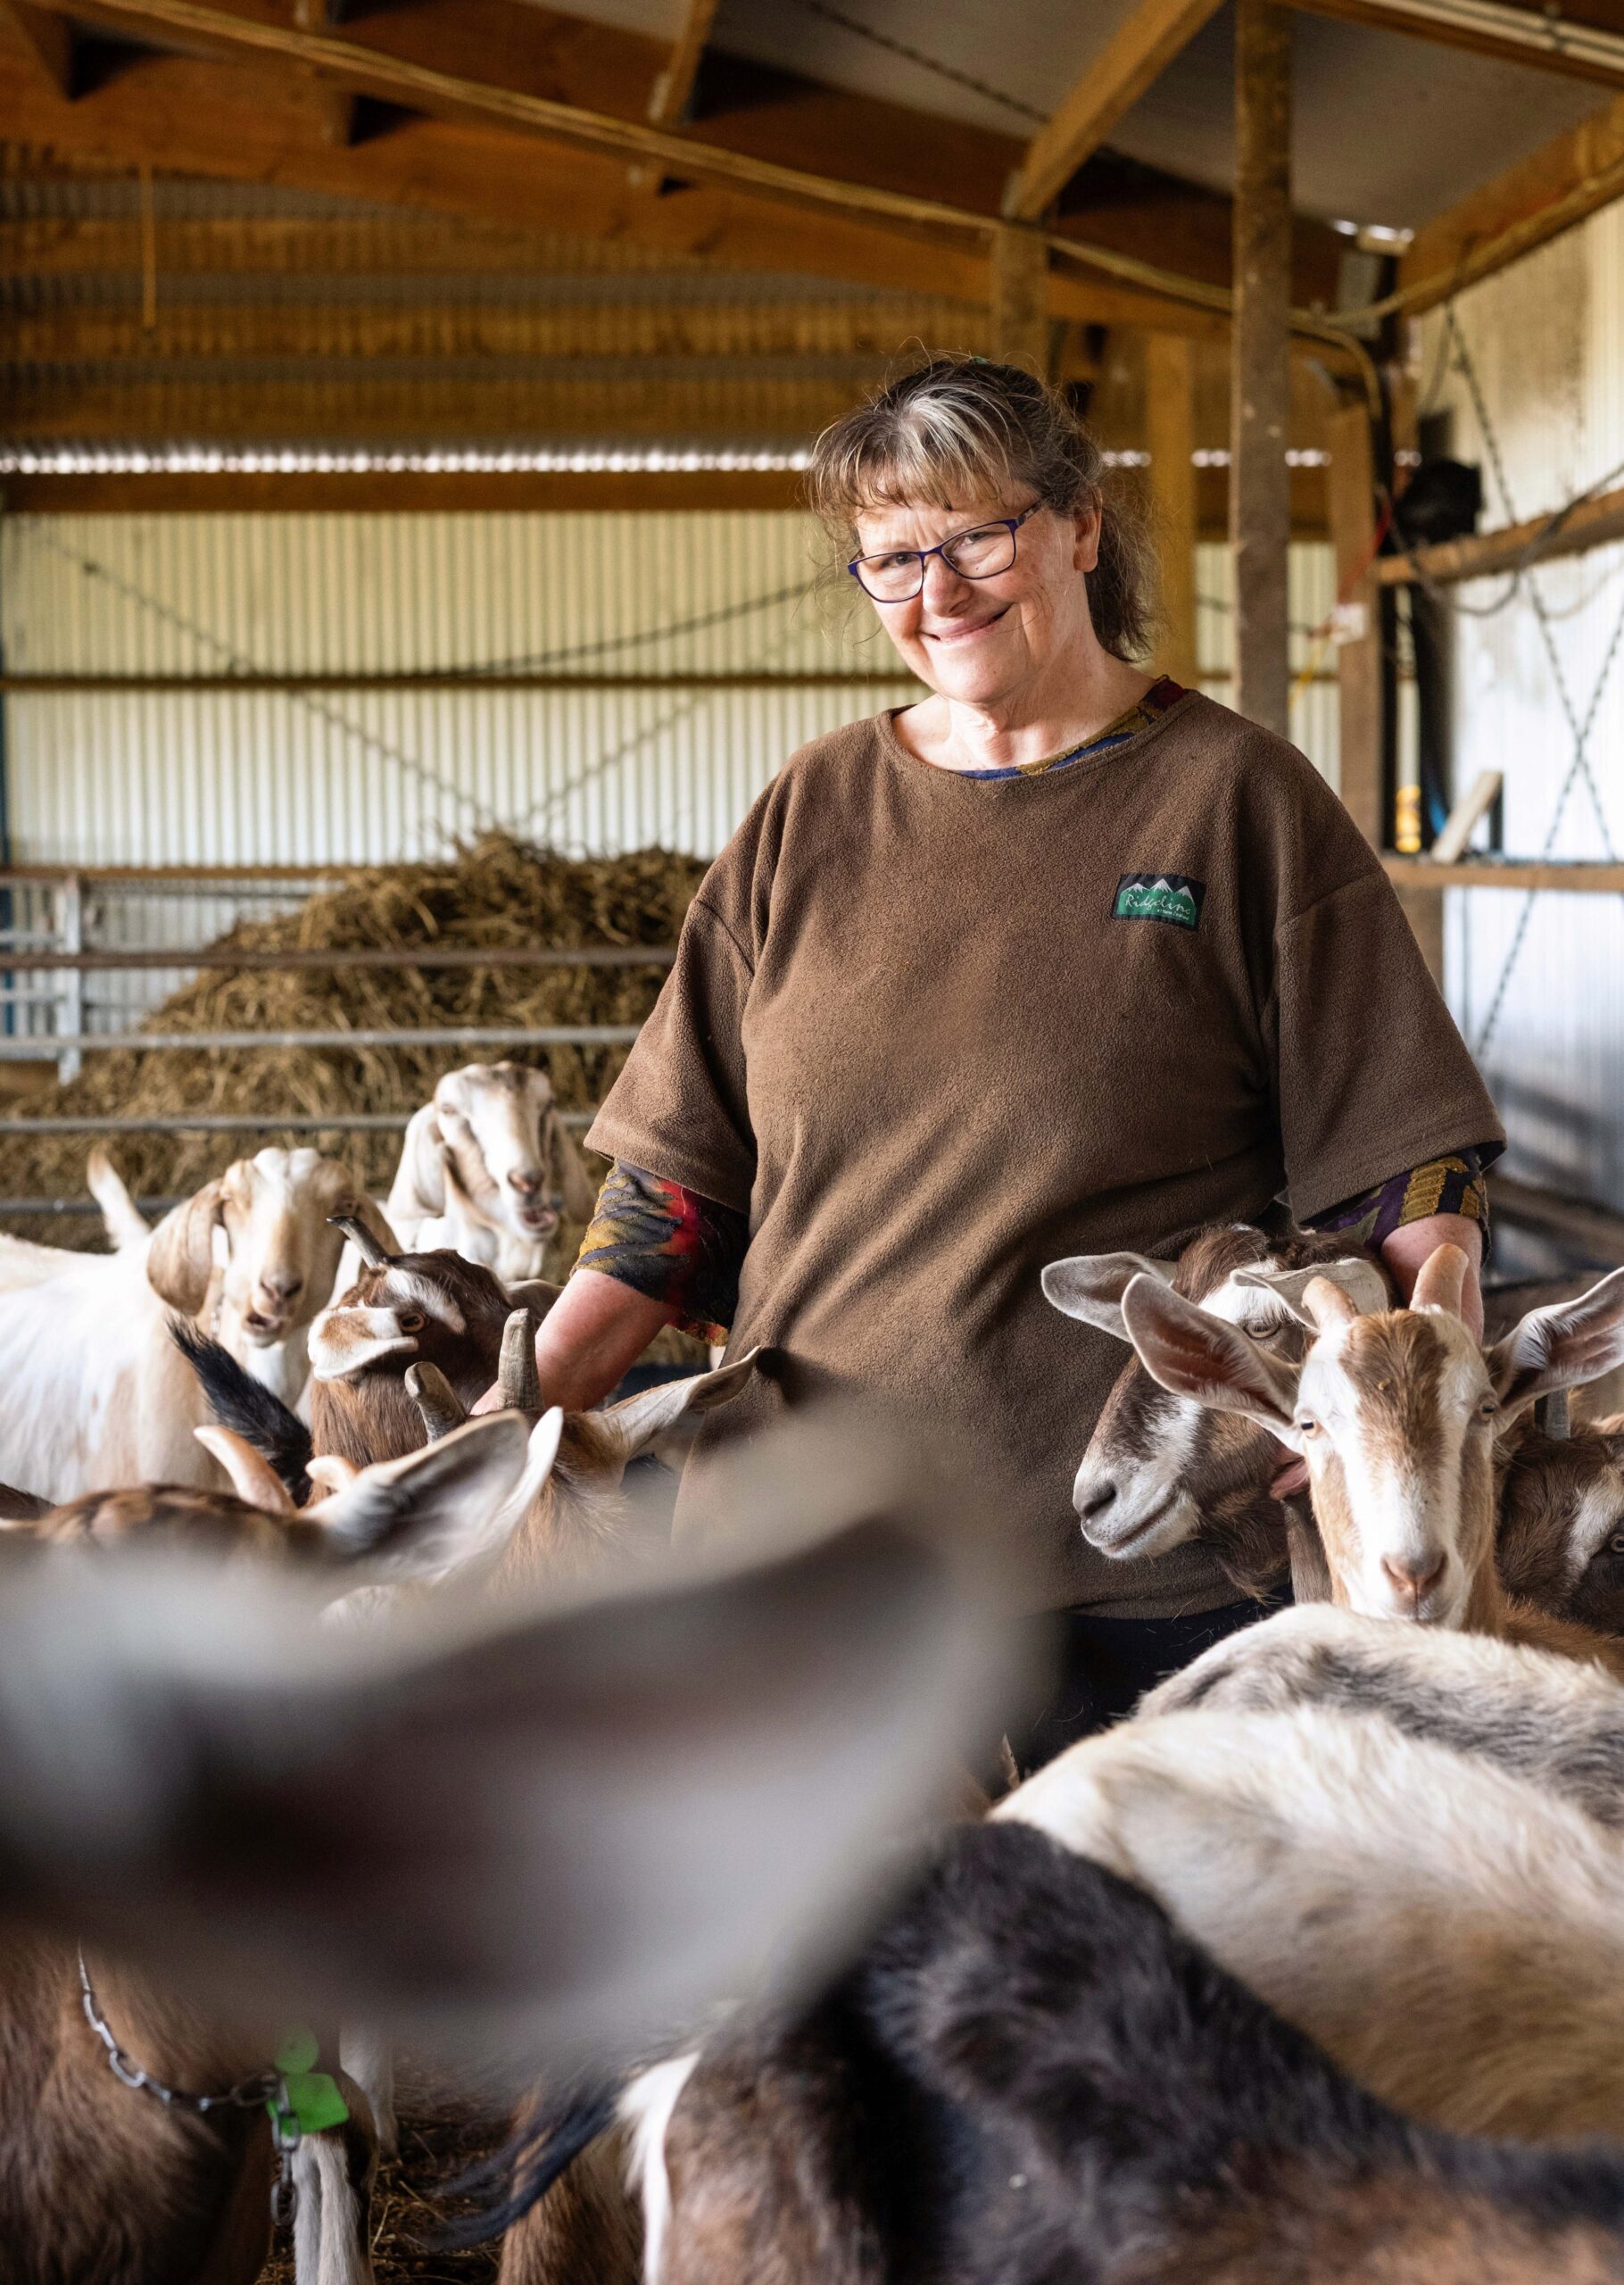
[1015,1593,1288,1774]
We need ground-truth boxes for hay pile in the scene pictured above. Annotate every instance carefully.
[6,837,705,1251]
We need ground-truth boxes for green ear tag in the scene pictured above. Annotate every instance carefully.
[268,2030,352,2136]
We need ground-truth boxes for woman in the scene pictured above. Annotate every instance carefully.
[518,356,1502,1749]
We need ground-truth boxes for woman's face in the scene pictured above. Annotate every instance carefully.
[851,488,1103,710]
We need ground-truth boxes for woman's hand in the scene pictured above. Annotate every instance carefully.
[1380,1212,1486,1340]
[471,1270,679,1415]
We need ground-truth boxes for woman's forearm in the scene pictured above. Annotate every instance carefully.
[533,1269,680,1412]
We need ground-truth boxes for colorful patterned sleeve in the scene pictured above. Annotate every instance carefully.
[573,1159,748,1345]
[1306,1145,1495,1262]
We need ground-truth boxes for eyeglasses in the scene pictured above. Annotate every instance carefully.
[847,503,1044,603]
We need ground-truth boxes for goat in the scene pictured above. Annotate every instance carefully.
[385,1060,598,1283]
[0,1478,1004,2212]
[0,1410,537,2285]
[1140,1600,1624,1816]
[535,1811,1624,2285]
[1000,1696,1624,2143]
[300,1220,755,1584]
[1049,1223,1624,1639]
[1116,1242,1624,1662]
[0,1151,394,1504]
[1042,1222,1388,1598]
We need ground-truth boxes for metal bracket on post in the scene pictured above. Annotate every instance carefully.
[56,872,82,1085]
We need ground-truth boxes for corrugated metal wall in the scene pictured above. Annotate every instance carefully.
[1415,204,1624,1226]
[0,510,1340,1034]
[0,511,911,863]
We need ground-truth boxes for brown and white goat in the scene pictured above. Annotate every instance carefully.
[0,1410,534,2285]
[0,1151,393,1504]
[1119,1242,1624,1668]
[1042,1224,1389,1597]
[305,1220,756,1587]
[385,1060,598,1284]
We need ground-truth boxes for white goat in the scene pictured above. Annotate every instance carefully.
[385,1061,598,1283]
[0,1148,393,1502]
[998,1698,1624,2141]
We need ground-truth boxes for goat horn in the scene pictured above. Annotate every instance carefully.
[1300,1274,1359,1332]
[328,1213,390,1269]
[405,1360,467,1442]
[499,1309,543,1413]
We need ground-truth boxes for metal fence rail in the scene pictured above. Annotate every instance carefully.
[0,1024,642,1059]
[0,1109,596,1134]
[0,945,676,972]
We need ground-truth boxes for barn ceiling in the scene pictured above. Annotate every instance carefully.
[3,0,1623,484]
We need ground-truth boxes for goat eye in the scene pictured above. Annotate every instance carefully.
[396,1310,426,1334]
[1296,1417,1319,1436]
[1479,1397,1501,1420]
[1610,1532,1624,1558]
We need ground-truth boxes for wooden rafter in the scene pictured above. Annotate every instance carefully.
[1002,0,1226,220]
[0,46,1245,337]
[1295,0,1624,89]
[0,0,73,96]
[638,0,721,195]
[647,0,720,129]
[1398,91,1624,311]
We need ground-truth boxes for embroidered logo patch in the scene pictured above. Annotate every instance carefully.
[1113,873,1206,930]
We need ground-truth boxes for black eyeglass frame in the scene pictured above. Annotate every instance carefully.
[846,501,1046,603]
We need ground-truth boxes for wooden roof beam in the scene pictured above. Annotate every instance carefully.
[647,0,720,130]
[0,34,1238,337]
[637,0,721,194]
[1399,88,1624,309]
[1003,0,1227,220]
[1,1,75,96]
[1293,0,1624,91]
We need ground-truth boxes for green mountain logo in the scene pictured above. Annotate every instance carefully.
[1113,873,1206,930]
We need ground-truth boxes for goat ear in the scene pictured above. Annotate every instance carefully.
[0,1504,1006,2073]
[308,1456,360,1495]
[87,1148,151,1251]
[603,1349,759,1466]
[1040,1252,1174,1340]
[397,1105,449,1220]
[145,1182,227,1316]
[1485,1267,1624,1416]
[1232,1258,1389,1329]
[309,1306,418,1383]
[1121,1275,1302,1442]
[194,1426,295,1516]
[311,1410,531,1578]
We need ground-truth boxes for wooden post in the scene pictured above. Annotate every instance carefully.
[1325,400,1382,843]
[1146,331,1199,686]
[1230,0,1292,736]
[990,225,1051,377]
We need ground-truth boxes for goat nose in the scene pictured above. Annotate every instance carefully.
[1380,1551,1446,1602]
[1078,1481,1118,1521]
[507,1170,543,1195]
[260,1271,303,1300]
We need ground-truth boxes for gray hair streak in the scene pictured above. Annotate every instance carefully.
[805,354,1158,662]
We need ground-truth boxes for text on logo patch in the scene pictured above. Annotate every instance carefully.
[1112,873,1206,930]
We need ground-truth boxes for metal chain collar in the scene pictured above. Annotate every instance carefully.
[77,1948,303,2228]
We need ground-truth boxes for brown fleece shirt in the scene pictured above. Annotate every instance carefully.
[588,691,1504,1616]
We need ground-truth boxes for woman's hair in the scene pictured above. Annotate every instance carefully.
[805,353,1157,662]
